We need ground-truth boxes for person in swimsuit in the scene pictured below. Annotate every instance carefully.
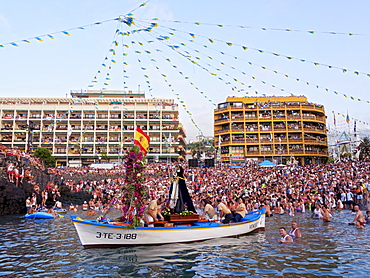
[320,205,331,222]
[279,227,293,243]
[311,203,323,219]
[288,222,301,239]
[365,211,370,224]
[350,205,365,229]
[28,205,37,214]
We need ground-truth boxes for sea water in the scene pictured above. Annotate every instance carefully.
[1,210,369,277]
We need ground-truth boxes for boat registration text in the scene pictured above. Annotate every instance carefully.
[96,232,137,240]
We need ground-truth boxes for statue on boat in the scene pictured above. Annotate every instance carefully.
[169,165,196,214]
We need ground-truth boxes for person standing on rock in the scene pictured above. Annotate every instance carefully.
[13,166,20,187]
[7,162,14,183]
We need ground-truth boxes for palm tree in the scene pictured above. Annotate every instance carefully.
[358,137,370,160]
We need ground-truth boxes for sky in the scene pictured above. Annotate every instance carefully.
[1,0,370,141]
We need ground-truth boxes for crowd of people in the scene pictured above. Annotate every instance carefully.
[1,144,45,189]
[46,158,370,232]
[3,141,368,235]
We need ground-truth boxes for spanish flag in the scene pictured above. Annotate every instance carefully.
[134,127,150,155]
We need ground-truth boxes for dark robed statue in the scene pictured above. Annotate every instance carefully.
[169,165,196,213]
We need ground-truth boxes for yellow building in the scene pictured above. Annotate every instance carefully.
[0,90,187,165]
[214,95,328,165]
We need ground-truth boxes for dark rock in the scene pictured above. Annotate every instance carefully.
[0,154,122,215]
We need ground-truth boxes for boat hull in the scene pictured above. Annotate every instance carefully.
[71,209,266,248]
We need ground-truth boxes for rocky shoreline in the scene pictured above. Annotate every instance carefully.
[0,154,121,215]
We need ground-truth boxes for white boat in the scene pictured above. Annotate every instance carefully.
[71,208,266,248]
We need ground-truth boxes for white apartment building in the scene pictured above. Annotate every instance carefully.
[0,90,187,165]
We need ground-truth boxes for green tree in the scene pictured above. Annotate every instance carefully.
[186,138,215,159]
[33,147,56,168]
[101,151,110,162]
[327,157,334,163]
[358,136,370,159]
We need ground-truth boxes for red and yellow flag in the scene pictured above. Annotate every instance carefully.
[134,127,150,155]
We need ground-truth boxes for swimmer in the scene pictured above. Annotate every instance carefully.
[47,207,57,218]
[311,203,323,219]
[349,205,365,229]
[28,205,37,214]
[288,222,301,239]
[365,211,370,224]
[278,227,293,243]
[320,205,331,222]
[88,207,97,216]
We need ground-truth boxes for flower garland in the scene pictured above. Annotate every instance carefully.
[119,145,148,226]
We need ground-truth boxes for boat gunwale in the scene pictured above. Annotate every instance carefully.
[71,213,264,231]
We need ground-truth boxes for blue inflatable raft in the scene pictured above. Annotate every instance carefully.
[25,212,54,219]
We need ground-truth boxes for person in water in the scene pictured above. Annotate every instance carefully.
[47,207,57,218]
[365,211,370,224]
[28,205,37,214]
[311,203,323,219]
[349,205,365,229]
[168,165,196,214]
[288,222,301,239]
[320,205,331,222]
[279,227,293,243]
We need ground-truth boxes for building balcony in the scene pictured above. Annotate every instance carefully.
[215,118,229,123]
[259,116,272,121]
[215,107,230,113]
[288,139,303,143]
[231,139,245,144]
[244,117,258,121]
[288,127,302,131]
[304,139,327,145]
[259,128,272,132]
[305,150,323,154]
[230,116,244,121]
[273,127,287,131]
[290,150,304,154]
[231,128,244,133]
[286,115,302,120]
[303,127,326,134]
[301,104,325,111]
[273,115,286,119]
[274,139,287,143]
[246,151,260,155]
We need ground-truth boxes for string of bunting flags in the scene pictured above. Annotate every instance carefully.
[115,19,330,146]
[332,111,370,126]
[136,18,370,78]
[138,17,368,37]
[0,1,150,49]
[7,8,367,145]
[82,15,369,149]
[123,22,284,145]
[127,34,203,135]
[131,19,370,104]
